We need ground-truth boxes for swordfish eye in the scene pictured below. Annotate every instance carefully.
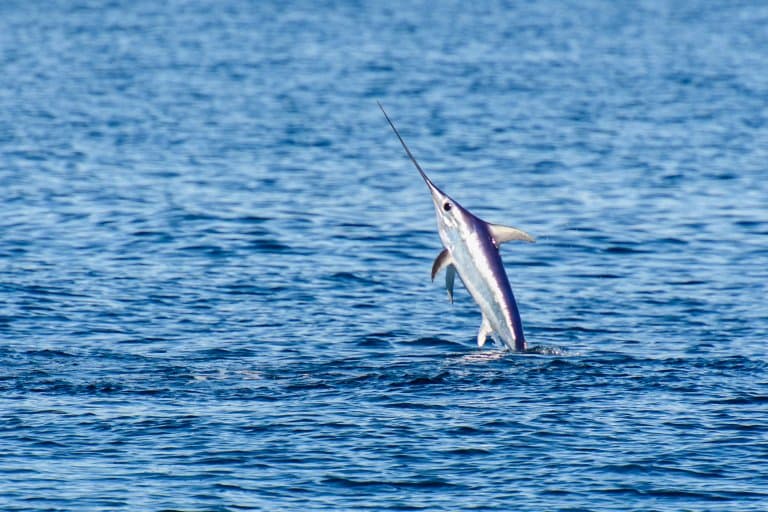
[443,202,452,212]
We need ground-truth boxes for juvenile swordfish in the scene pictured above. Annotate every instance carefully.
[379,103,534,352]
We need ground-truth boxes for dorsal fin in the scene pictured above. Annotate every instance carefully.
[488,223,535,248]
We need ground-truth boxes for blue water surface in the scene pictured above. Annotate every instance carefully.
[1,1,767,510]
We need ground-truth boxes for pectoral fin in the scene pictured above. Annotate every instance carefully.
[489,223,535,247]
[431,249,453,281]
[432,249,458,304]
[477,315,493,348]
[445,264,456,304]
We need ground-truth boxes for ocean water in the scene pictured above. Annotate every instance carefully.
[1,1,767,510]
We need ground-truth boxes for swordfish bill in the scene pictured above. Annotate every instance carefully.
[378,102,534,352]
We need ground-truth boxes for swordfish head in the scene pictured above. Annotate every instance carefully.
[376,102,481,248]
[414,166,483,250]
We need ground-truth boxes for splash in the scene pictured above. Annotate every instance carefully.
[524,344,576,356]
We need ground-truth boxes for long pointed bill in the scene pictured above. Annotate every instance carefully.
[378,102,448,206]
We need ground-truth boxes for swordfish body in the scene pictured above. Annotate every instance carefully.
[379,103,534,352]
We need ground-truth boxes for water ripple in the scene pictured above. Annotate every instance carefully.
[1,0,767,511]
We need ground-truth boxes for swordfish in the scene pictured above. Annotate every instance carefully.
[378,103,534,352]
